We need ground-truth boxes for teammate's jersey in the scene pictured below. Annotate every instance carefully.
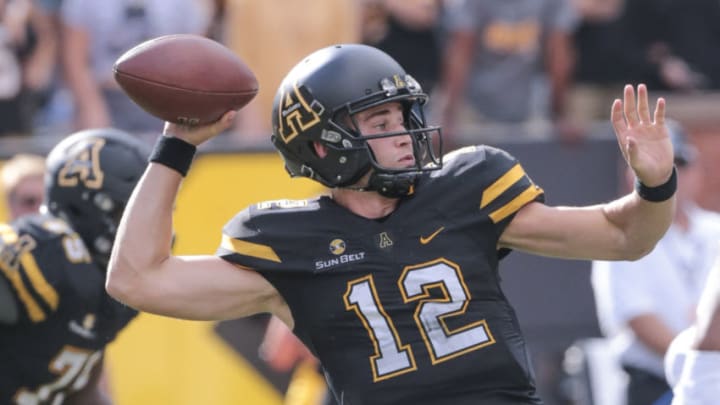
[0,214,137,404]
[218,145,545,405]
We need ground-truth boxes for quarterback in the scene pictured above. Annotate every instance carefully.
[107,44,676,404]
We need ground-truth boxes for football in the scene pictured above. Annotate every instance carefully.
[113,34,258,126]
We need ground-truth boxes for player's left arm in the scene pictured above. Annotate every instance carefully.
[500,84,675,261]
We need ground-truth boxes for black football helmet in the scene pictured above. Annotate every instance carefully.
[44,128,149,269]
[270,44,442,198]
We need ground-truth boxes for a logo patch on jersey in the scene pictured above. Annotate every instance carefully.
[378,232,393,249]
[420,226,445,245]
[69,313,97,339]
[315,239,366,272]
[329,239,346,255]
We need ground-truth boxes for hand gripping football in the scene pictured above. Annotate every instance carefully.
[113,34,258,126]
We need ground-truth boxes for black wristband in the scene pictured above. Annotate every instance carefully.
[149,136,197,177]
[635,166,677,202]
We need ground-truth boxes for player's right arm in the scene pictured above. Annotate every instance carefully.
[106,113,293,327]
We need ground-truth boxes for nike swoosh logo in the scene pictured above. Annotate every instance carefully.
[420,227,445,245]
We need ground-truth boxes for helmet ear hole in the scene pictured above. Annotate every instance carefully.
[312,142,327,159]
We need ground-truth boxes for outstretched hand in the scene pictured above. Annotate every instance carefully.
[611,84,674,187]
[163,110,237,146]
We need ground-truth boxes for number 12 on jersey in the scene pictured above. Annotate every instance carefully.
[344,258,496,382]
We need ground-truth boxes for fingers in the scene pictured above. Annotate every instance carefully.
[623,84,640,127]
[637,84,651,123]
[611,98,628,135]
[222,110,238,125]
[214,110,237,132]
[654,97,666,125]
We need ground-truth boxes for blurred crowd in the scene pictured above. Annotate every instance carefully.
[0,0,718,147]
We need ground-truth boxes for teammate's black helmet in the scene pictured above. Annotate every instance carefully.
[270,44,442,197]
[44,128,149,268]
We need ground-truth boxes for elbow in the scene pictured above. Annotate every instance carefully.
[617,238,657,261]
[621,245,654,261]
[105,254,147,309]
[105,266,136,307]
[105,270,130,304]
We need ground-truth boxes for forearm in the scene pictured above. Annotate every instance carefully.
[628,314,676,355]
[439,32,474,116]
[24,9,57,90]
[63,62,104,111]
[545,32,574,119]
[697,309,720,351]
[602,190,675,259]
[61,25,107,119]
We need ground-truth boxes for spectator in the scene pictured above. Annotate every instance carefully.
[360,0,442,95]
[0,0,57,136]
[566,0,634,129]
[436,0,578,145]
[622,0,720,92]
[567,0,720,131]
[591,120,720,405]
[60,0,212,134]
[1,153,44,220]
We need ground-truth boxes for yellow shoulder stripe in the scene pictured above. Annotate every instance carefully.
[480,164,526,209]
[0,261,46,322]
[1,226,51,322]
[489,184,544,223]
[221,235,281,263]
[20,252,59,311]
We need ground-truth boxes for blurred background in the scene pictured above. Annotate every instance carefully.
[2,0,720,404]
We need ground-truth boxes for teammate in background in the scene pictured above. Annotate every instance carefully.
[1,154,46,220]
[107,44,675,404]
[0,128,148,404]
[591,120,720,405]
[665,249,720,404]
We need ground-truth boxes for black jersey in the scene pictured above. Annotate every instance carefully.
[0,214,137,404]
[218,146,545,405]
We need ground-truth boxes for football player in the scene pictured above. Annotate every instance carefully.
[107,44,676,404]
[0,128,149,404]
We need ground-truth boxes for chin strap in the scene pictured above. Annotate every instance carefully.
[365,171,418,198]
